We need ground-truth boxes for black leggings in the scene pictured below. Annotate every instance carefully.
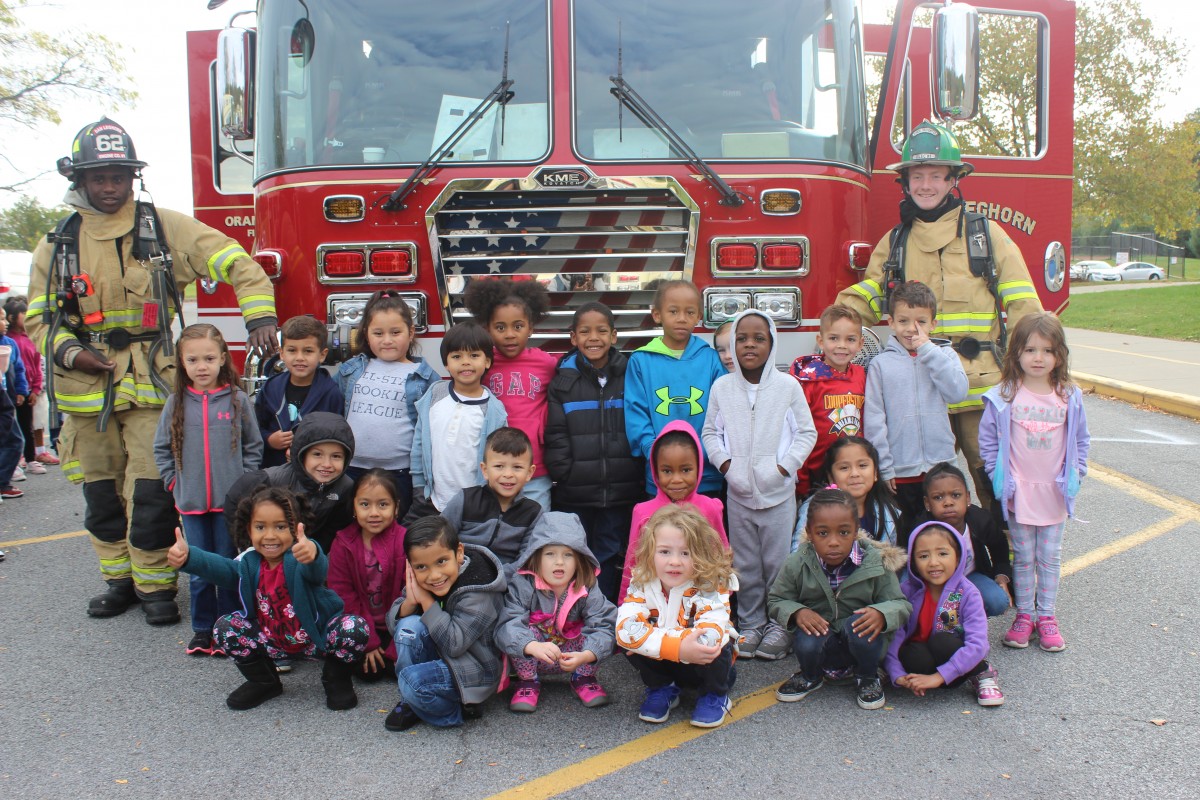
[628,643,736,696]
[898,632,985,687]
[16,401,34,462]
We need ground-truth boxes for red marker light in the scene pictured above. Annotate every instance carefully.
[716,243,757,270]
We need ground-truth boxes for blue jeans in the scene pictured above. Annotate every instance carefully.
[520,475,552,510]
[180,513,237,632]
[968,572,1011,617]
[793,618,886,681]
[393,615,462,727]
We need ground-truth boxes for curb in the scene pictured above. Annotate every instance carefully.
[1074,372,1200,421]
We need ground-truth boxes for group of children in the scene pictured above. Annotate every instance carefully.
[1,296,61,551]
[156,276,1089,730]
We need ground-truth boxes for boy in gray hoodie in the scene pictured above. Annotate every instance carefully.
[863,281,969,528]
[702,309,816,661]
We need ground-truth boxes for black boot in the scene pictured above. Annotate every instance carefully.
[227,656,283,710]
[139,589,181,625]
[87,578,139,618]
[322,655,360,710]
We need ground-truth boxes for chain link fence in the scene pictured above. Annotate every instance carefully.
[1072,232,1191,279]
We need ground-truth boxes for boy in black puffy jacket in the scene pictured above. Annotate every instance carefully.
[544,303,645,602]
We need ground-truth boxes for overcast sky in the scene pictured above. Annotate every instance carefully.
[2,0,1198,219]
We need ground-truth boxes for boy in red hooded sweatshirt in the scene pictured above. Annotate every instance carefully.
[790,305,867,496]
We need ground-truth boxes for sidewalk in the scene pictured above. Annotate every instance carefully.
[1065,327,1200,420]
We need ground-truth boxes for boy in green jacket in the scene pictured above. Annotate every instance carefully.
[767,487,911,710]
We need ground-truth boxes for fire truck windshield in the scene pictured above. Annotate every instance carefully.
[574,0,868,168]
[254,0,550,173]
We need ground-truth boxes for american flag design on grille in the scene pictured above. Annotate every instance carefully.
[436,189,691,278]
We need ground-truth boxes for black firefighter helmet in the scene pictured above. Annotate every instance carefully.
[56,116,147,182]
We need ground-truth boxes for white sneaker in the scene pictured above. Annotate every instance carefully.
[25,461,47,475]
[11,466,25,482]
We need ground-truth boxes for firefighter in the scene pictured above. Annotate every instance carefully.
[26,117,279,624]
[837,120,1042,512]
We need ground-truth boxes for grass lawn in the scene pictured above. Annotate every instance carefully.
[1061,283,1200,342]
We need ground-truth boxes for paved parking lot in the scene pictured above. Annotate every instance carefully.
[1,394,1197,799]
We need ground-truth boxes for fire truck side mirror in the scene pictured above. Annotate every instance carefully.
[932,3,980,122]
[217,26,256,141]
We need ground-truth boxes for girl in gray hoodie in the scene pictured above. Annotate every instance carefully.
[153,324,263,655]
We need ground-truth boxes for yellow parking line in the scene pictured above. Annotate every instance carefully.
[1087,464,1200,518]
[1061,515,1189,577]
[0,529,89,547]
[486,685,780,800]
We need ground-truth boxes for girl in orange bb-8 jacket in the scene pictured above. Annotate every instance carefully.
[616,504,739,729]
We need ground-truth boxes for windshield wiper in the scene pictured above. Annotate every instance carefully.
[609,28,743,208]
[383,23,514,212]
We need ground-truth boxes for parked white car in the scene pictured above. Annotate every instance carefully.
[1087,261,1166,282]
[1070,260,1109,280]
[0,249,33,304]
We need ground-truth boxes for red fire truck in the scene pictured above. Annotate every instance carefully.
[189,0,1073,370]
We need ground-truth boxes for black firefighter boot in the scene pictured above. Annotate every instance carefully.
[87,578,139,618]
[139,589,181,625]
[322,655,360,711]
[227,656,284,710]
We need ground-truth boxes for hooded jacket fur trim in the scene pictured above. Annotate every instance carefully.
[768,531,910,636]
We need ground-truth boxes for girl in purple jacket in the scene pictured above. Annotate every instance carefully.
[885,521,1003,707]
[328,470,407,682]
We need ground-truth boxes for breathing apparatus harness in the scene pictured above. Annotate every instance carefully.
[880,195,1007,367]
[44,193,185,431]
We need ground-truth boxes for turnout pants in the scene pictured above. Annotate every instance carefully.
[72,407,179,594]
[950,408,995,510]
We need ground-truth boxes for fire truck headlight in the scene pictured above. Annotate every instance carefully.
[332,300,367,325]
[328,292,428,335]
[753,289,800,326]
[703,290,752,326]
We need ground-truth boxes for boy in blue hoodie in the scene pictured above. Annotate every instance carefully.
[255,316,343,468]
[624,281,727,497]
[703,309,816,660]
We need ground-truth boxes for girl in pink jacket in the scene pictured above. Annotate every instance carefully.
[328,470,407,681]
[618,421,728,600]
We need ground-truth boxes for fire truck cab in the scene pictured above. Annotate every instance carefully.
[188,0,1074,370]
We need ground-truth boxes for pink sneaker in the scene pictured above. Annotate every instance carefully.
[1003,613,1034,648]
[36,452,61,466]
[1037,616,1066,651]
[570,676,611,708]
[969,667,1005,707]
[509,680,540,713]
